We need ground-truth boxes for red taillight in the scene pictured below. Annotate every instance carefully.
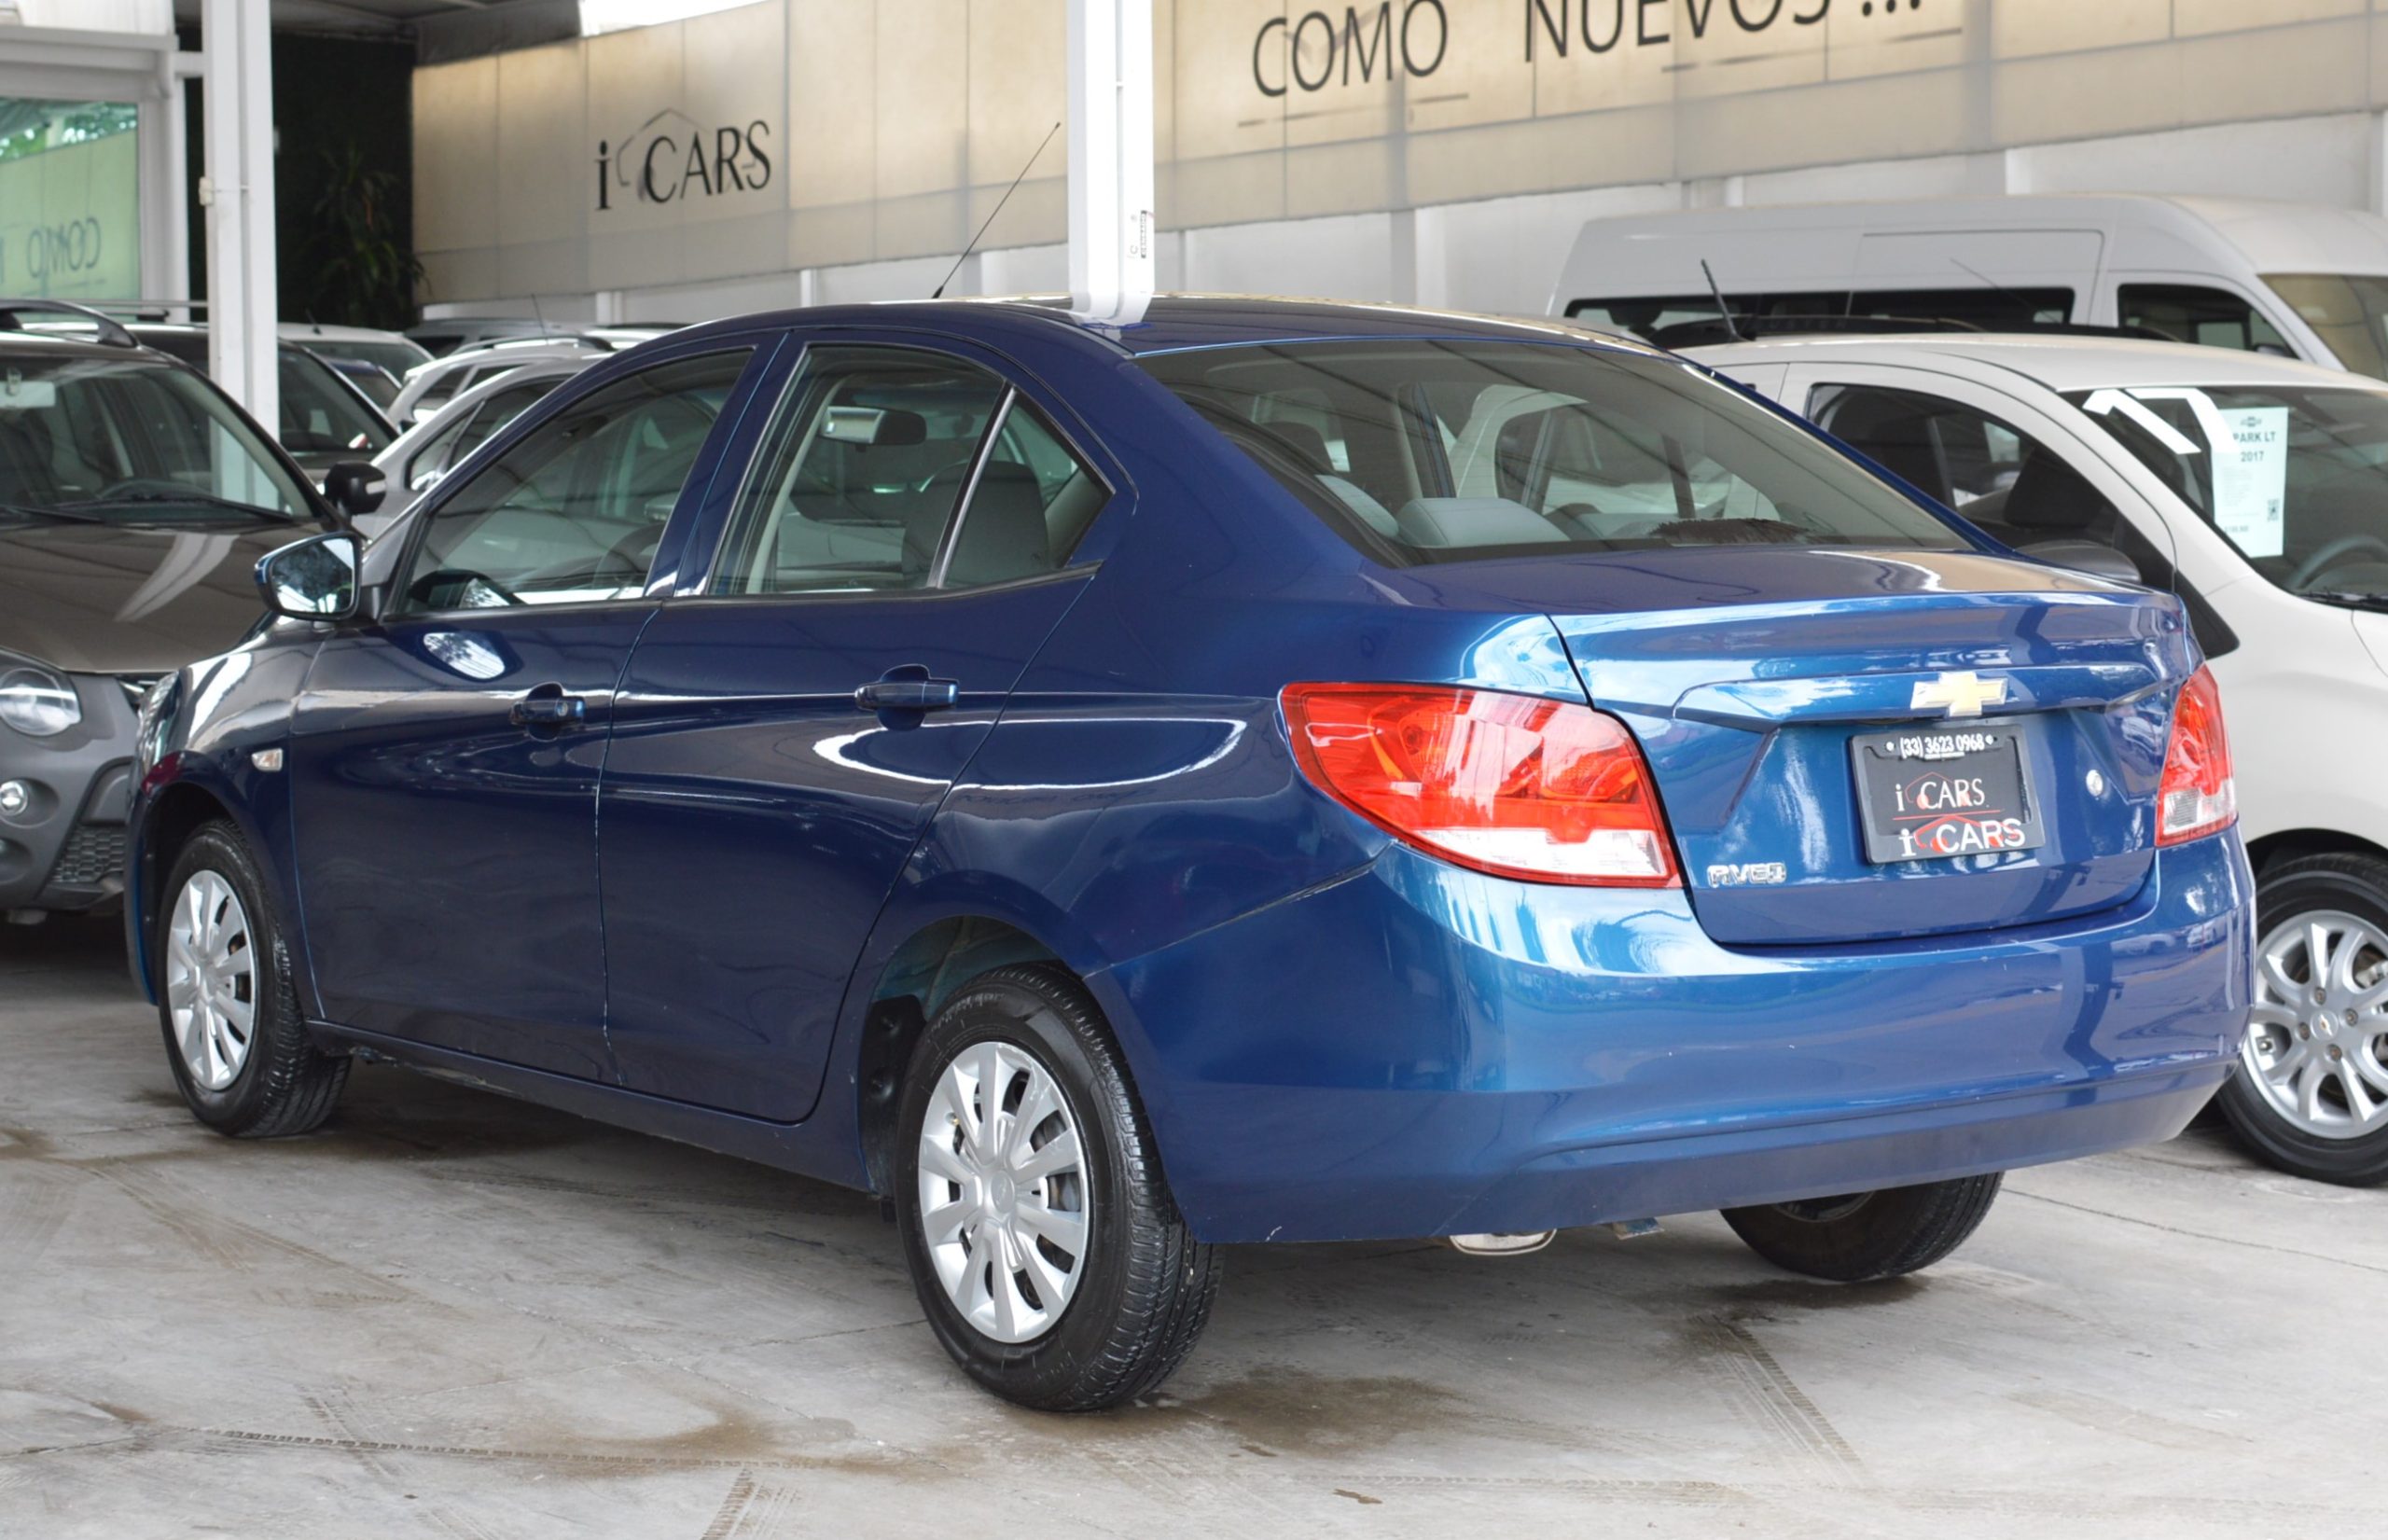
[1280,684,1680,887]
[2157,666,2236,847]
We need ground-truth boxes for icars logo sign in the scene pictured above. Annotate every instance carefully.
[595,109,773,212]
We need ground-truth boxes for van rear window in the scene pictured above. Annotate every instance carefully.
[1141,340,1968,565]
[1569,287,2074,343]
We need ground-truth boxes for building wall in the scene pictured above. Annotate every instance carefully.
[414,0,2388,322]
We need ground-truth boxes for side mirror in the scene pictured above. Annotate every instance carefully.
[257,532,362,620]
[323,461,387,519]
[2017,538,2145,586]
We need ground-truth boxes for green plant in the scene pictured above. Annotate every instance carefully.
[300,143,423,329]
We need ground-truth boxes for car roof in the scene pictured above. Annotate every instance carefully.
[376,357,589,464]
[119,321,320,365]
[1681,332,2384,394]
[0,328,146,362]
[279,322,415,343]
[670,294,1652,360]
[424,336,609,366]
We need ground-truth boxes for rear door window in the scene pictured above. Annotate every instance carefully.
[712,348,1006,595]
[714,348,1109,595]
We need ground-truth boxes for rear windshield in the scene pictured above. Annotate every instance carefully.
[1139,340,1967,564]
[280,350,393,456]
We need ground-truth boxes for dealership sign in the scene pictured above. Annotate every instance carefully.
[1253,0,1881,97]
[595,109,774,212]
[1252,2,1450,95]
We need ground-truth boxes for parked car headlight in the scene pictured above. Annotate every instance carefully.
[0,663,81,737]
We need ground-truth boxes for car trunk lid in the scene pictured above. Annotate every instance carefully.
[1480,548,2195,946]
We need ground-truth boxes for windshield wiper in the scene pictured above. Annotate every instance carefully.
[2299,589,2388,612]
[56,491,297,521]
[0,501,111,524]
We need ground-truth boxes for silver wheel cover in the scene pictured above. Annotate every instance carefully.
[165,870,259,1093]
[2245,908,2388,1141]
[916,1040,1092,1345]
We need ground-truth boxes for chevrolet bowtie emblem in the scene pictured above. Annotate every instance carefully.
[1910,671,2009,718]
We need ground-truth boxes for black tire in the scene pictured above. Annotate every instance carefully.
[156,821,349,1137]
[2214,853,2388,1186]
[1721,1174,2003,1283]
[895,964,1219,1411]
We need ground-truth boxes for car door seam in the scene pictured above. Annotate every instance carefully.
[593,602,668,1086]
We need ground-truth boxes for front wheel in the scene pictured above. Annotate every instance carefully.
[1721,1174,2002,1282]
[895,964,1219,1411]
[157,822,350,1137]
[2215,853,2388,1186]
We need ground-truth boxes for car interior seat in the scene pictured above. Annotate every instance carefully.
[1820,393,1951,504]
[941,460,1048,585]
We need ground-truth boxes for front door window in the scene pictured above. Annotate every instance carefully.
[397,350,751,612]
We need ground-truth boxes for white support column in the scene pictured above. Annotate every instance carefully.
[201,0,276,433]
[1066,0,1154,324]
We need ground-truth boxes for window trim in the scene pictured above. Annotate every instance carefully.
[923,386,1014,590]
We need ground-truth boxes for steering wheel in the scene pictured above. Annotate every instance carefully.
[2288,532,2388,591]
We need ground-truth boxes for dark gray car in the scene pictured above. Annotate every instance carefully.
[123,323,398,482]
[0,302,371,922]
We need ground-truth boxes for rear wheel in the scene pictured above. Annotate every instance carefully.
[1721,1174,2002,1282]
[2216,853,2388,1186]
[895,964,1219,1411]
[158,822,349,1137]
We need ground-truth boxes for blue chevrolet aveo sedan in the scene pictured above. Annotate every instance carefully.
[124,298,2251,1410]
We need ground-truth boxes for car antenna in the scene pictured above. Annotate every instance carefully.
[530,290,551,339]
[933,119,1062,300]
[1951,257,2029,315]
[1701,259,1744,340]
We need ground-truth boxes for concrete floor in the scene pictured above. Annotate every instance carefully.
[4,919,2383,1540]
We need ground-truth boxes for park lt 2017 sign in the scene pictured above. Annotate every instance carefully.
[1253,0,1844,95]
[595,110,774,212]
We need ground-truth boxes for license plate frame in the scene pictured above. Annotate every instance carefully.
[1850,721,2046,865]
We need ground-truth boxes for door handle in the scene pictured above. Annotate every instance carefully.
[854,673,959,714]
[510,688,587,729]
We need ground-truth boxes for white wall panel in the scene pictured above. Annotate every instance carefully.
[414,2,2388,325]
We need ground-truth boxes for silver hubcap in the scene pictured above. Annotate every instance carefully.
[165,870,257,1092]
[916,1040,1091,1345]
[2246,909,2388,1141]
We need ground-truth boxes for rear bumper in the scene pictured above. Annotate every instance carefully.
[1095,833,2251,1243]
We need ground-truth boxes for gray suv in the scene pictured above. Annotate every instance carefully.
[0,301,381,923]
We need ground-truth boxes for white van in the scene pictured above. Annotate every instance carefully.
[1551,195,2388,378]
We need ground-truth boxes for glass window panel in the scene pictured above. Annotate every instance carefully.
[397,349,749,613]
[713,348,1005,596]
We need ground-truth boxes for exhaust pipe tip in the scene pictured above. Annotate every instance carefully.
[1448,1230,1555,1256]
